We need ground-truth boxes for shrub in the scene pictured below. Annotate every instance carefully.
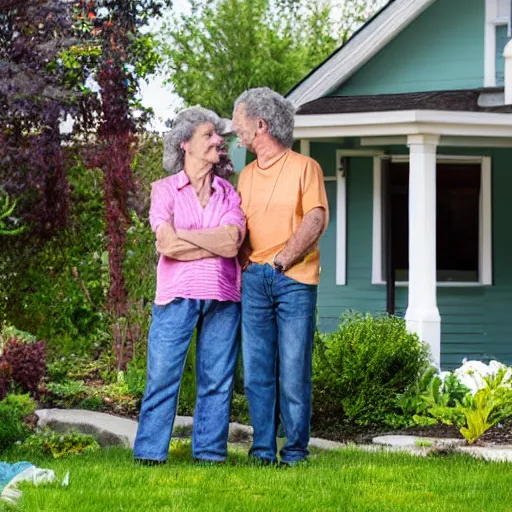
[313,312,430,426]
[0,394,36,453]
[22,429,100,458]
[0,359,11,399]
[3,338,46,397]
[1,393,36,419]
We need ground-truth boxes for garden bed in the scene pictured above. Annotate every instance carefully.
[311,416,512,446]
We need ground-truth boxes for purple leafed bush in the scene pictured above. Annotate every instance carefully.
[3,338,47,397]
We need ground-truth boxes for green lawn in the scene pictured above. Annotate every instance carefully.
[1,442,512,512]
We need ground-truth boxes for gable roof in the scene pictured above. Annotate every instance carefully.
[286,0,438,107]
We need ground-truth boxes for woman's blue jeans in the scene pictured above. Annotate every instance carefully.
[133,298,240,462]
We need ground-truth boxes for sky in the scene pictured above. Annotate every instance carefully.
[60,0,385,134]
[138,0,190,132]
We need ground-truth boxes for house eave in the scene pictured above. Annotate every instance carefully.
[293,110,512,139]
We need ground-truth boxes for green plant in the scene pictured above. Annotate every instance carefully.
[388,366,438,427]
[176,332,197,416]
[125,358,147,397]
[457,368,512,444]
[458,388,502,444]
[22,429,100,458]
[313,312,430,426]
[0,324,36,350]
[230,393,250,424]
[0,394,36,452]
[0,191,25,236]
[386,367,471,429]
[0,393,36,419]
[44,380,88,408]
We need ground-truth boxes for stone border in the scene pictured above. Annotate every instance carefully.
[35,410,512,462]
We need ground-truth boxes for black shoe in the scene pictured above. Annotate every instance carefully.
[134,458,166,466]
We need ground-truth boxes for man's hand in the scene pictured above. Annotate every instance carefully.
[274,207,326,271]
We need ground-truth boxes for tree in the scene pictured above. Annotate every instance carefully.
[0,0,171,369]
[159,0,385,118]
[0,0,79,235]
[71,0,171,369]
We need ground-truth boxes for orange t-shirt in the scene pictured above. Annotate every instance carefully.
[237,150,329,285]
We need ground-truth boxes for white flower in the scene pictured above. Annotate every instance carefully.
[446,359,512,395]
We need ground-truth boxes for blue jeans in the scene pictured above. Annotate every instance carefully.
[133,299,240,462]
[242,263,317,463]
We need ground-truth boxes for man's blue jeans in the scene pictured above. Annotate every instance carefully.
[133,299,240,462]
[242,263,317,463]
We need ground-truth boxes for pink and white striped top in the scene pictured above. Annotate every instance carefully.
[149,170,246,305]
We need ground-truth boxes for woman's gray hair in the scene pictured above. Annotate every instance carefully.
[163,106,226,174]
[234,87,296,148]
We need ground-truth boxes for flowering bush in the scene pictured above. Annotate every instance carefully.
[440,359,512,395]
[389,359,512,443]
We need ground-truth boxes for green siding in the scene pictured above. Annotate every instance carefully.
[313,141,512,369]
[333,0,485,97]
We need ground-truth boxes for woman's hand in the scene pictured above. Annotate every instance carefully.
[155,222,179,255]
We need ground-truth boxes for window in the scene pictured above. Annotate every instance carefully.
[496,24,509,85]
[485,0,511,87]
[372,157,492,286]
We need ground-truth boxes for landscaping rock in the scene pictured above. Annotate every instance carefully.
[373,435,465,449]
[309,437,345,450]
[455,445,512,462]
[228,422,253,443]
[35,409,193,449]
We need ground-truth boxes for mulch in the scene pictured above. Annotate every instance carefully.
[311,418,512,446]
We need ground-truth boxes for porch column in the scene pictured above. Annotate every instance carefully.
[405,134,441,368]
[299,139,310,157]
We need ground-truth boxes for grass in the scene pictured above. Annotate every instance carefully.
[1,441,511,512]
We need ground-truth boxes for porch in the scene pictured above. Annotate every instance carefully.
[294,102,512,368]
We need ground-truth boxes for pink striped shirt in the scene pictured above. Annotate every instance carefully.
[149,170,246,305]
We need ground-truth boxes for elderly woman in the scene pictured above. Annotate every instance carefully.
[133,107,245,465]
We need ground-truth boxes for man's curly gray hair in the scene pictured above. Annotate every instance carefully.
[234,87,296,148]
[163,106,226,174]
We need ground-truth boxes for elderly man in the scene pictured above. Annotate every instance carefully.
[232,87,328,465]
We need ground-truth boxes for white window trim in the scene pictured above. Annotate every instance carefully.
[372,155,493,287]
[485,0,509,87]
